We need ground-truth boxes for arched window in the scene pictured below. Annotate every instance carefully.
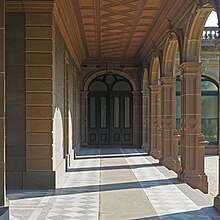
[176,76,219,145]
[176,76,181,133]
[201,76,218,145]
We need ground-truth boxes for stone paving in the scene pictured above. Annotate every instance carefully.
[7,148,220,220]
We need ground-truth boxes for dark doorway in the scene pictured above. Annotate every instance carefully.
[88,74,133,146]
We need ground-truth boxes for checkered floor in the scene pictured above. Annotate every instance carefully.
[8,148,220,220]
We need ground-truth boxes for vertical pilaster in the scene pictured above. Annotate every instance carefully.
[25,13,55,188]
[160,77,180,172]
[64,54,69,166]
[0,0,6,207]
[142,89,150,152]
[81,91,88,146]
[178,62,208,193]
[150,84,162,159]
[214,37,220,210]
[133,91,141,147]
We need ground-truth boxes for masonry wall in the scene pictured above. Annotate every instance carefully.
[53,23,79,174]
[53,23,65,175]
[5,13,26,189]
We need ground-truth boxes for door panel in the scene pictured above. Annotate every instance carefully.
[122,96,132,145]
[111,96,122,145]
[88,96,98,144]
[99,96,109,145]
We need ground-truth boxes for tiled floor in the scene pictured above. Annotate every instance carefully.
[8,148,220,220]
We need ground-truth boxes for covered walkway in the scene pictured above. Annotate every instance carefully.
[8,148,220,220]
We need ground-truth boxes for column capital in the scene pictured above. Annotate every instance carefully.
[179,62,202,75]
[160,76,175,86]
[150,84,160,92]
[81,91,89,96]
[141,89,150,96]
[215,38,220,48]
[132,91,141,96]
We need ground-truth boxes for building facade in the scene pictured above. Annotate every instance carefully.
[0,0,220,217]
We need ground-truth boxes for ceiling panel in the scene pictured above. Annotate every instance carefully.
[77,0,165,59]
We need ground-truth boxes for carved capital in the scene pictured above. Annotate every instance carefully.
[215,37,220,48]
[160,76,175,87]
[179,62,202,75]
[150,84,160,92]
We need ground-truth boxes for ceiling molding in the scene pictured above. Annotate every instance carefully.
[5,0,54,12]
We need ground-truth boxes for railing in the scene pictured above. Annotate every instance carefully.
[202,27,219,40]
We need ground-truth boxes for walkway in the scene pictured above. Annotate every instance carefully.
[8,148,220,220]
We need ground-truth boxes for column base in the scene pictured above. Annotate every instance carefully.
[23,159,65,189]
[0,206,9,220]
[150,149,162,160]
[160,157,181,173]
[214,195,220,211]
[142,144,150,154]
[178,171,208,193]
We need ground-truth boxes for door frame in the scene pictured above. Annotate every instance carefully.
[81,69,141,148]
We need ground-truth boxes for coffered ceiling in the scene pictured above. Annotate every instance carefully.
[74,0,165,58]
[54,0,200,67]
[72,0,166,59]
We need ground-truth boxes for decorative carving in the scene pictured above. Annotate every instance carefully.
[162,116,172,129]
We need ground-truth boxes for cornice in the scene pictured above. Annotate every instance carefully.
[53,1,86,70]
[5,0,54,12]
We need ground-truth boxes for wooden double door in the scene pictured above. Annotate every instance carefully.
[88,92,133,146]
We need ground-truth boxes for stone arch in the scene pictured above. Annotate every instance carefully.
[149,52,161,85]
[183,3,213,62]
[142,68,149,91]
[162,31,180,77]
[83,68,138,92]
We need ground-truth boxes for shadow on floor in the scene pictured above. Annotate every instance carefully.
[77,147,149,159]
[7,177,180,200]
[68,162,161,172]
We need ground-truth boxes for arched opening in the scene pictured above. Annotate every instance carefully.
[201,76,219,146]
[88,74,133,146]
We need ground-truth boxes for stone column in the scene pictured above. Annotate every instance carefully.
[81,91,88,146]
[142,89,150,152]
[150,84,162,159]
[178,62,208,193]
[214,37,220,210]
[0,0,6,208]
[160,77,180,172]
[133,91,141,147]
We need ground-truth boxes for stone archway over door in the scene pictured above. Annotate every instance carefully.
[88,74,133,146]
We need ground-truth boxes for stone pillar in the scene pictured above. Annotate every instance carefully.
[0,0,8,217]
[214,37,220,210]
[178,62,208,193]
[81,91,88,146]
[142,89,150,152]
[160,77,180,172]
[25,12,56,188]
[150,84,162,159]
[133,91,141,147]
[0,0,6,208]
